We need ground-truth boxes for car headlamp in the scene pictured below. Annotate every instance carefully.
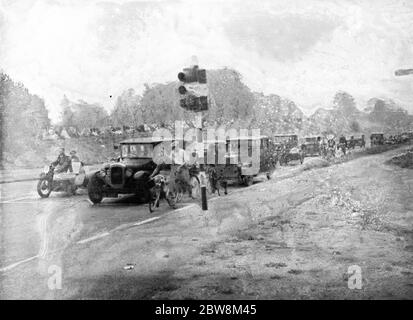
[125,168,133,178]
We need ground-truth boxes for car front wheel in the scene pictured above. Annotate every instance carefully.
[243,176,254,186]
[88,175,103,204]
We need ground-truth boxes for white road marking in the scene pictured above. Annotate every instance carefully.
[0,196,35,204]
[77,232,110,244]
[132,216,160,226]
[0,201,203,272]
[0,201,40,205]
[0,255,39,272]
[170,203,197,213]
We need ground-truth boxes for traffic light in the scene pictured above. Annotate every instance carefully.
[395,69,413,76]
[177,65,209,112]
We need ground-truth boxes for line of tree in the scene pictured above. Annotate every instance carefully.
[107,68,257,130]
[60,68,412,136]
[0,72,50,167]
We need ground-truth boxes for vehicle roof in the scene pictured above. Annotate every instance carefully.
[226,135,268,141]
[203,139,227,143]
[120,137,173,144]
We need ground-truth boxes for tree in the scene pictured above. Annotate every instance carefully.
[370,98,412,130]
[350,120,361,132]
[251,93,304,135]
[135,68,256,129]
[140,82,185,128]
[111,88,143,127]
[61,95,75,128]
[333,91,358,116]
[206,68,256,127]
[0,72,51,166]
[60,96,109,130]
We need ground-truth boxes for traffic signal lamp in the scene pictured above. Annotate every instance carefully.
[395,69,413,76]
[179,96,209,111]
[178,67,199,83]
[177,65,209,112]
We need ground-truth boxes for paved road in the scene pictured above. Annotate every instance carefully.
[0,172,266,274]
[0,165,102,184]
[0,180,173,271]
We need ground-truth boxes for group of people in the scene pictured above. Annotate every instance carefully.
[52,148,81,173]
[317,136,343,157]
[149,141,194,198]
[317,135,366,158]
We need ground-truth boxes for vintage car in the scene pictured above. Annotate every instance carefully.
[301,136,321,157]
[348,135,366,149]
[401,132,412,143]
[203,135,276,187]
[403,131,413,142]
[87,137,168,206]
[272,134,304,165]
[384,135,398,145]
[370,133,384,146]
[87,137,202,210]
[384,133,410,145]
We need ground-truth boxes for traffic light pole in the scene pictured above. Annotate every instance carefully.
[198,113,208,211]
[178,63,209,211]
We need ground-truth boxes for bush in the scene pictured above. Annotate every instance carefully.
[386,151,413,169]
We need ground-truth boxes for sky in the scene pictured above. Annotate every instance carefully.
[1,0,413,122]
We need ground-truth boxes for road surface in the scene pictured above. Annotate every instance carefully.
[0,146,412,299]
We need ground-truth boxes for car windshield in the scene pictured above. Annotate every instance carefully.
[121,144,153,158]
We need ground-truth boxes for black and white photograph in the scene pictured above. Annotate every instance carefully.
[0,0,412,303]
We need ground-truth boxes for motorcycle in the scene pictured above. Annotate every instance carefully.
[37,161,87,198]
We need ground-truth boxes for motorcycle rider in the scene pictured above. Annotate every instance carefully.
[51,148,72,173]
